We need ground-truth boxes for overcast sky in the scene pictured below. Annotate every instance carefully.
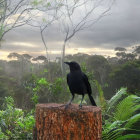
[0,0,140,60]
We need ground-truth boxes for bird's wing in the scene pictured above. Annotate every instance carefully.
[66,73,70,86]
[82,73,92,94]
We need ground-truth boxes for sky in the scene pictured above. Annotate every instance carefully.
[0,0,140,60]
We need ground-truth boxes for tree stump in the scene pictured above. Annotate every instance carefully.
[34,103,102,140]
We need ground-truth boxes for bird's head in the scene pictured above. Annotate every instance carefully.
[64,61,81,72]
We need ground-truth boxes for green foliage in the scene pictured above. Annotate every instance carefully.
[87,55,111,85]
[0,97,35,139]
[0,24,5,39]
[110,60,140,94]
[125,114,140,130]
[1,52,140,139]
[95,80,106,110]
[0,69,17,109]
[0,128,8,140]
[31,93,39,105]
[102,89,140,140]
[116,134,140,140]
[31,0,43,6]
[108,88,127,107]
[102,121,124,140]
[24,72,70,105]
[113,95,140,121]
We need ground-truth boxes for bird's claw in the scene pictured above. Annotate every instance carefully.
[65,103,71,109]
[79,104,82,109]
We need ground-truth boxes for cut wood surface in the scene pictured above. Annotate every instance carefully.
[34,103,102,140]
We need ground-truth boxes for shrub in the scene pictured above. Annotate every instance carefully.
[0,97,35,139]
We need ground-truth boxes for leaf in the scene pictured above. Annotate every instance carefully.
[38,78,48,85]
[116,134,140,140]
[113,95,140,121]
[125,113,140,129]
[31,0,42,6]
[102,127,124,140]
[95,80,106,109]
[0,119,7,128]
[17,121,24,129]
[108,88,127,107]
[46,2,51,7]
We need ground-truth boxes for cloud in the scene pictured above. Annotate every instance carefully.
[1,0,140,60]
[71,0,140,49]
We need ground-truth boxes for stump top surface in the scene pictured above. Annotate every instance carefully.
[36,103,101,113]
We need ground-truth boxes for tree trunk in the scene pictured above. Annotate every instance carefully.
[61,41,66,76]
[34,103,102,140]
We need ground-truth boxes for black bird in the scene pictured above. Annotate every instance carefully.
[64,61,97,108]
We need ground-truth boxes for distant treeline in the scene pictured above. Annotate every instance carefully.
[0,46,140,109]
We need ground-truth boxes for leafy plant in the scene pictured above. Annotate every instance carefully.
[0,97,35,139]
[95,80,106,110]
[113,95,140,121]
[24,73,70,105]
[102,88,140,140]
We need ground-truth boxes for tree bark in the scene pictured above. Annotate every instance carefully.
[34,103,102,140]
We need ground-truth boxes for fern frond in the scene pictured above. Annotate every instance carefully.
[113,95,140,121]
[102,120,125,140]
[116,134,140,140]
[102,127,126,140]
[103,89,140,140]
[95,80,106,110]
[125,113,140,129]
[108,88,127,107]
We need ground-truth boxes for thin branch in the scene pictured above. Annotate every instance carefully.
[0,7,33,40]
[0,0,5,5]
[5,0,24,18]
[60,0,115,74]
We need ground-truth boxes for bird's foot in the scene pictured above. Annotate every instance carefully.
[65,103,71,109]
[79,104,82,109]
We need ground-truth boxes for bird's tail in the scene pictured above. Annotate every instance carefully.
[88,94,97,106]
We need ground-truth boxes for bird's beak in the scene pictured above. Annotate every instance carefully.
[64,62,70,65]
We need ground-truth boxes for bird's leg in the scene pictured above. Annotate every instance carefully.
[65,94,74,109]
[79,94,84,109]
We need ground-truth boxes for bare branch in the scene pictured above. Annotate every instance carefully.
[5,0,24,18]
[59,0,115,74]
[0,0,5,5]
[0,0,34,41]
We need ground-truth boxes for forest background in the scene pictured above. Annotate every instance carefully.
[0,0,140,139]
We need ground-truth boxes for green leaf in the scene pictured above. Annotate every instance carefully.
[108,88,127,107]
[31,0,43,6]
[95,80,106,109]
[113,95,139,121]
[38,78,48,85]
[116,134,140,140]
[125,113,140,129]
[17,121,24,129]
[31,93,39,105]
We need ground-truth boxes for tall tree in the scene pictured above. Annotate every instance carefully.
[27,0,63,60]
[32,55,47,63]
[87,55,111,85]
[114,47,136,64]
[59,0,115,74]
[110,60,140,94]
[133,45,140,59]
